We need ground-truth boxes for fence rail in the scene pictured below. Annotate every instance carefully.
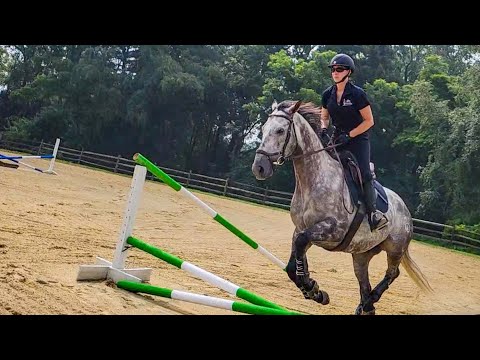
[1,138,478,252]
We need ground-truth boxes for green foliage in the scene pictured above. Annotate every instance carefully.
[2,116,36,140]
[363,78,421,209]
[418,55,457,103]
[0,46,12,85]
[406,62,480,224]
[451,223,480,236]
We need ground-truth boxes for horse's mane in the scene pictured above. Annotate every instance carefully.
[277,100,323,135]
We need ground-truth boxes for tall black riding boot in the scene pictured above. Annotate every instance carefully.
[363,180,388,231]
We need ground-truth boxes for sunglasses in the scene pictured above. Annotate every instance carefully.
[331,66,349,73]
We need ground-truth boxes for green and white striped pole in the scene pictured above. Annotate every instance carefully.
[117,280,302,315]
[133,153,287,271]
[127,236,286,311]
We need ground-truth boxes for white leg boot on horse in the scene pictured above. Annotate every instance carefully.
[364,179,388,232]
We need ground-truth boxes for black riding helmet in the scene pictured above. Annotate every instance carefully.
[328,53,355,74]
[328,54,355,84]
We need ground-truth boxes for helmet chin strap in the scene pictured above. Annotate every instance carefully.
[335,71,350,84]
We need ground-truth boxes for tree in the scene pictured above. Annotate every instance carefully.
[418,54,457,104]
[0,46,11,85]
[392,45,428,84]
[364,79,419,209]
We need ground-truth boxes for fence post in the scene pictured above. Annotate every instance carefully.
[114,154,121,173]
[450,227,456,244]
[223,177,229,196]
[78,148,84,164]
[263,187,269,204]
[37,139,44,155]
[187,170,192,186]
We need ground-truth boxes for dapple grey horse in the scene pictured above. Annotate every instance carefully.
[252,100,432,314]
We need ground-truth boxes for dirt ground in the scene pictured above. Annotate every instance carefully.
[1,151,479,315]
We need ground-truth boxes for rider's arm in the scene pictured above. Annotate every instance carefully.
[349,105,374,138]
[320,107,330,129]
[320,88,331,130]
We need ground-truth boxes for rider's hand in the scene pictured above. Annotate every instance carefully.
[336,132,351,145]
[320,128,329,144]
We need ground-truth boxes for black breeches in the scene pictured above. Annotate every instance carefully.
[341,137,372,183]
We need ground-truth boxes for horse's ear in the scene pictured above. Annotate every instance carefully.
[286,100,302,115]
[271,100,278,111]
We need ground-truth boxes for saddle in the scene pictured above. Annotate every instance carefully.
[322,141,389,251]
[335,150,389,213]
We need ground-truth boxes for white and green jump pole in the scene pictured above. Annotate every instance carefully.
[133,153,287,271]
[116,280,301,315]
[126,235,286,311]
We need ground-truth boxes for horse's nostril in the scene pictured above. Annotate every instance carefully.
[259,166,264,174]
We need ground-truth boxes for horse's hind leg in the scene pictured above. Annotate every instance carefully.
[352,245,382,315]
[362,250,402,313]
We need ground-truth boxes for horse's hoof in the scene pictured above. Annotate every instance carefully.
[354,304,375,315]
[309,282,329,305]
[299,281,329,305]
[316,290,330,305]
[355,304,363,315]
[362,308,376,315]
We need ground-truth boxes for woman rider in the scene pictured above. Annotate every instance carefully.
[320,53,388,231]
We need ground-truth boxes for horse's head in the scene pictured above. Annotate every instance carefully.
[252,100,302,180]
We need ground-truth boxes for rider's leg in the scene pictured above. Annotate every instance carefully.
[364,179,388,231]
[349,137,388,231]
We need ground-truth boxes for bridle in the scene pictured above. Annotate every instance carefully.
[255,107,354,214]
[255,110,344,166]
[255,110,297,166]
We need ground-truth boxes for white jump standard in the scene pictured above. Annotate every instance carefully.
[77,165,153,283]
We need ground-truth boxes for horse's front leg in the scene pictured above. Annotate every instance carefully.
[286,218,338,305]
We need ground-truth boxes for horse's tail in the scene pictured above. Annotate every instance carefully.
[401,247,434,293]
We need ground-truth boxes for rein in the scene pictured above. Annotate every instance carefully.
[290,142,344,160]
[255,110,343,165]
[255,109,354,213]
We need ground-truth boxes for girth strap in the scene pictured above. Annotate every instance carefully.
[330,201,366,252]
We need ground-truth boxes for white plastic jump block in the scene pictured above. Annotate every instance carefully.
[77,165,152,283]
[77,256,152,283]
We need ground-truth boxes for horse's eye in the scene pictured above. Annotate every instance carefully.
[276,128,285,135]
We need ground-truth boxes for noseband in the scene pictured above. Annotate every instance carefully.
[255,109,345,166]
[255,111,298,166]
